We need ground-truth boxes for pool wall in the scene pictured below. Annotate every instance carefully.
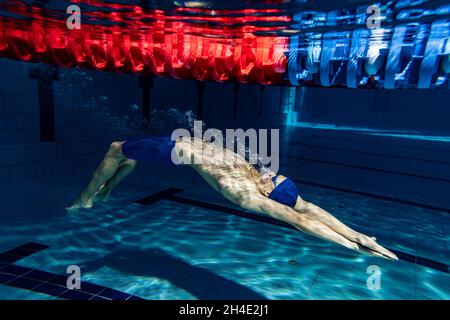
[1,57,450,212]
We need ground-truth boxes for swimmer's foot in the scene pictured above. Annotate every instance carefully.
[65,196,94,213]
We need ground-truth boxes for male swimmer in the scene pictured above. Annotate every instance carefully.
[68,136,398,260]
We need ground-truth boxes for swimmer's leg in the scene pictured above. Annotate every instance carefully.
[95,159,137,201]
[67,142,125,211]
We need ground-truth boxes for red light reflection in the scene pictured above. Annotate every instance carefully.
[0,1,290,84]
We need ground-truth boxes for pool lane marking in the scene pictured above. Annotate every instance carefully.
[299,134,450,154]
[0,242,49,264]
[135,188,450,274]
[0,243,145,300]
[291,178,450,215]
[135,187,184,205]
[285,142,450,166]
[283,155,450,184]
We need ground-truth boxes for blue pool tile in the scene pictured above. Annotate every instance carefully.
[33,283,68,297]
[135,188,184,205]
[89,295,111,301]
[48,275,68,287]
[21,242,49,252]
[4,247,36,258]
[0,272,16,284]
[97,288,130,300]
[126,296,145,300]
[59,289,95,300]
[7,277,42,290]
[79,282,107,295]
[24,269,57,281]
[0,254,21,264]
[1,264,32,276]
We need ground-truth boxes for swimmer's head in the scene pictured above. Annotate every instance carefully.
[260,170,276,182]
[257,171,277,197]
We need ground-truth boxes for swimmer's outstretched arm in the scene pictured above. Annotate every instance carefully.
[238,195,398,260]
[294,198,384,250]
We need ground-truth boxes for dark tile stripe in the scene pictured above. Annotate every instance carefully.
[389,250,417,264]
[0,244,145,300]
[286,142,450,166]
[79,282,108,295]
[291,178,450,215]
[416,257,449,273]
[0,254,22,264]
[284,155,450,184]
[24,270,57,282]
[59,289,95,300]
[135,188,183,205]
[0,242,49,264]
[303,135,450,154]
[89,295,111,301]
[1,264,144,300]
[168,195,293,230]
[98,288,131,300]
[33,283,68,296]
[1,264,33,276]
[7,277,42,290]
[0,273,16,284]
[137,190,449,274]
[21,243,50,252]
[3,248,36,258]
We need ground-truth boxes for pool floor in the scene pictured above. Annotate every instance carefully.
[0,157,448,300]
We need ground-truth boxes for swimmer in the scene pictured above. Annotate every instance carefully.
[67,136,398,260]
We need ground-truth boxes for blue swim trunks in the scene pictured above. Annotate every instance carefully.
[121,136,176,165]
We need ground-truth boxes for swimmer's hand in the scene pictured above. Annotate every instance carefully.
[350,234,398,261]
[293,216,398,261]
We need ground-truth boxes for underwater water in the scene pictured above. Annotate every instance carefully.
[0,125,449,300]
[0,0,449,301]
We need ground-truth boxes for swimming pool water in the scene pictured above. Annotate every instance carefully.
[0,128,448,300]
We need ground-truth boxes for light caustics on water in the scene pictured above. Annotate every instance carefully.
[0,0,449,88]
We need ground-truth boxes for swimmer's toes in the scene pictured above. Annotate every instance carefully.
[82,199,94,209]
[65,204,80,213]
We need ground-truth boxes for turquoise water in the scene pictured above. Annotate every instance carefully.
[0,144,448,299]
